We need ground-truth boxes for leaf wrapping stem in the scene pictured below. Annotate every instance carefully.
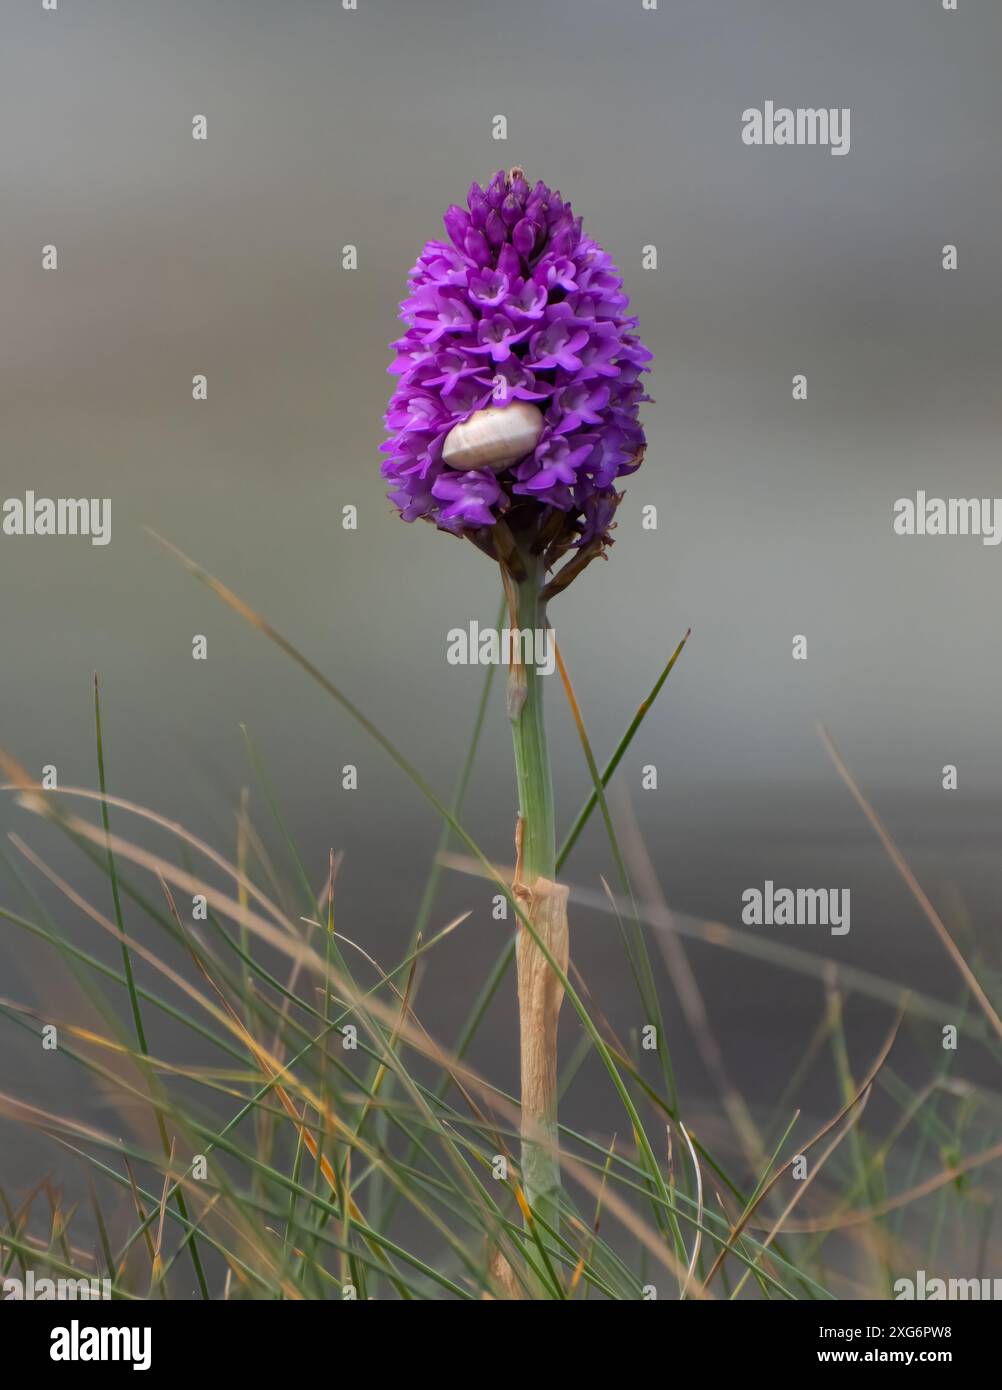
[506,549,565,1232]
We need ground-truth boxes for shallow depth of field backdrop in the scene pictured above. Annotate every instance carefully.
[1,0,1001,1284]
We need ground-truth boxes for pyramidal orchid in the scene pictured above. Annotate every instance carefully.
[382,168,650,1235]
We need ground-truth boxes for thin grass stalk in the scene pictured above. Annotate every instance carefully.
[93,677,210,1300]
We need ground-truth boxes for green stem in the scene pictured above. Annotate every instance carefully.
[507,547,561,1233]
[509,555,556,883]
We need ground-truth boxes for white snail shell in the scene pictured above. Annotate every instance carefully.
[441,401,544,473]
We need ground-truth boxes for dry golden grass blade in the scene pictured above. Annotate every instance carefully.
[0,1090,129,1153]
[0,995,299,1117]
[771,1135,1002,1234]
[0,996,258,1103]
[122,1155,159,1283]
[339,1143,352,1292]
[614,785,769,1174]
[730,1086,872,1299]
[675,1120,703,1300]
[354,936,421,1138]
[0,759,300,947]
[818,723,1002,1042]
[150,1138,175,1288]
[264,849,343,1064]
[568,1134,616,1296]
[512,1183,534,1227]
[44,1185,77,1265]
[701,1006,904,1291]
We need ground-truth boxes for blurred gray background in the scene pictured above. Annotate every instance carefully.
[2,0,1001,1201]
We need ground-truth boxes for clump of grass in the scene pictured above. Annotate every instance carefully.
[0,542,999,1300]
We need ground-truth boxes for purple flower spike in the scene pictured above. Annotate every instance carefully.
[382,168,650,593]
